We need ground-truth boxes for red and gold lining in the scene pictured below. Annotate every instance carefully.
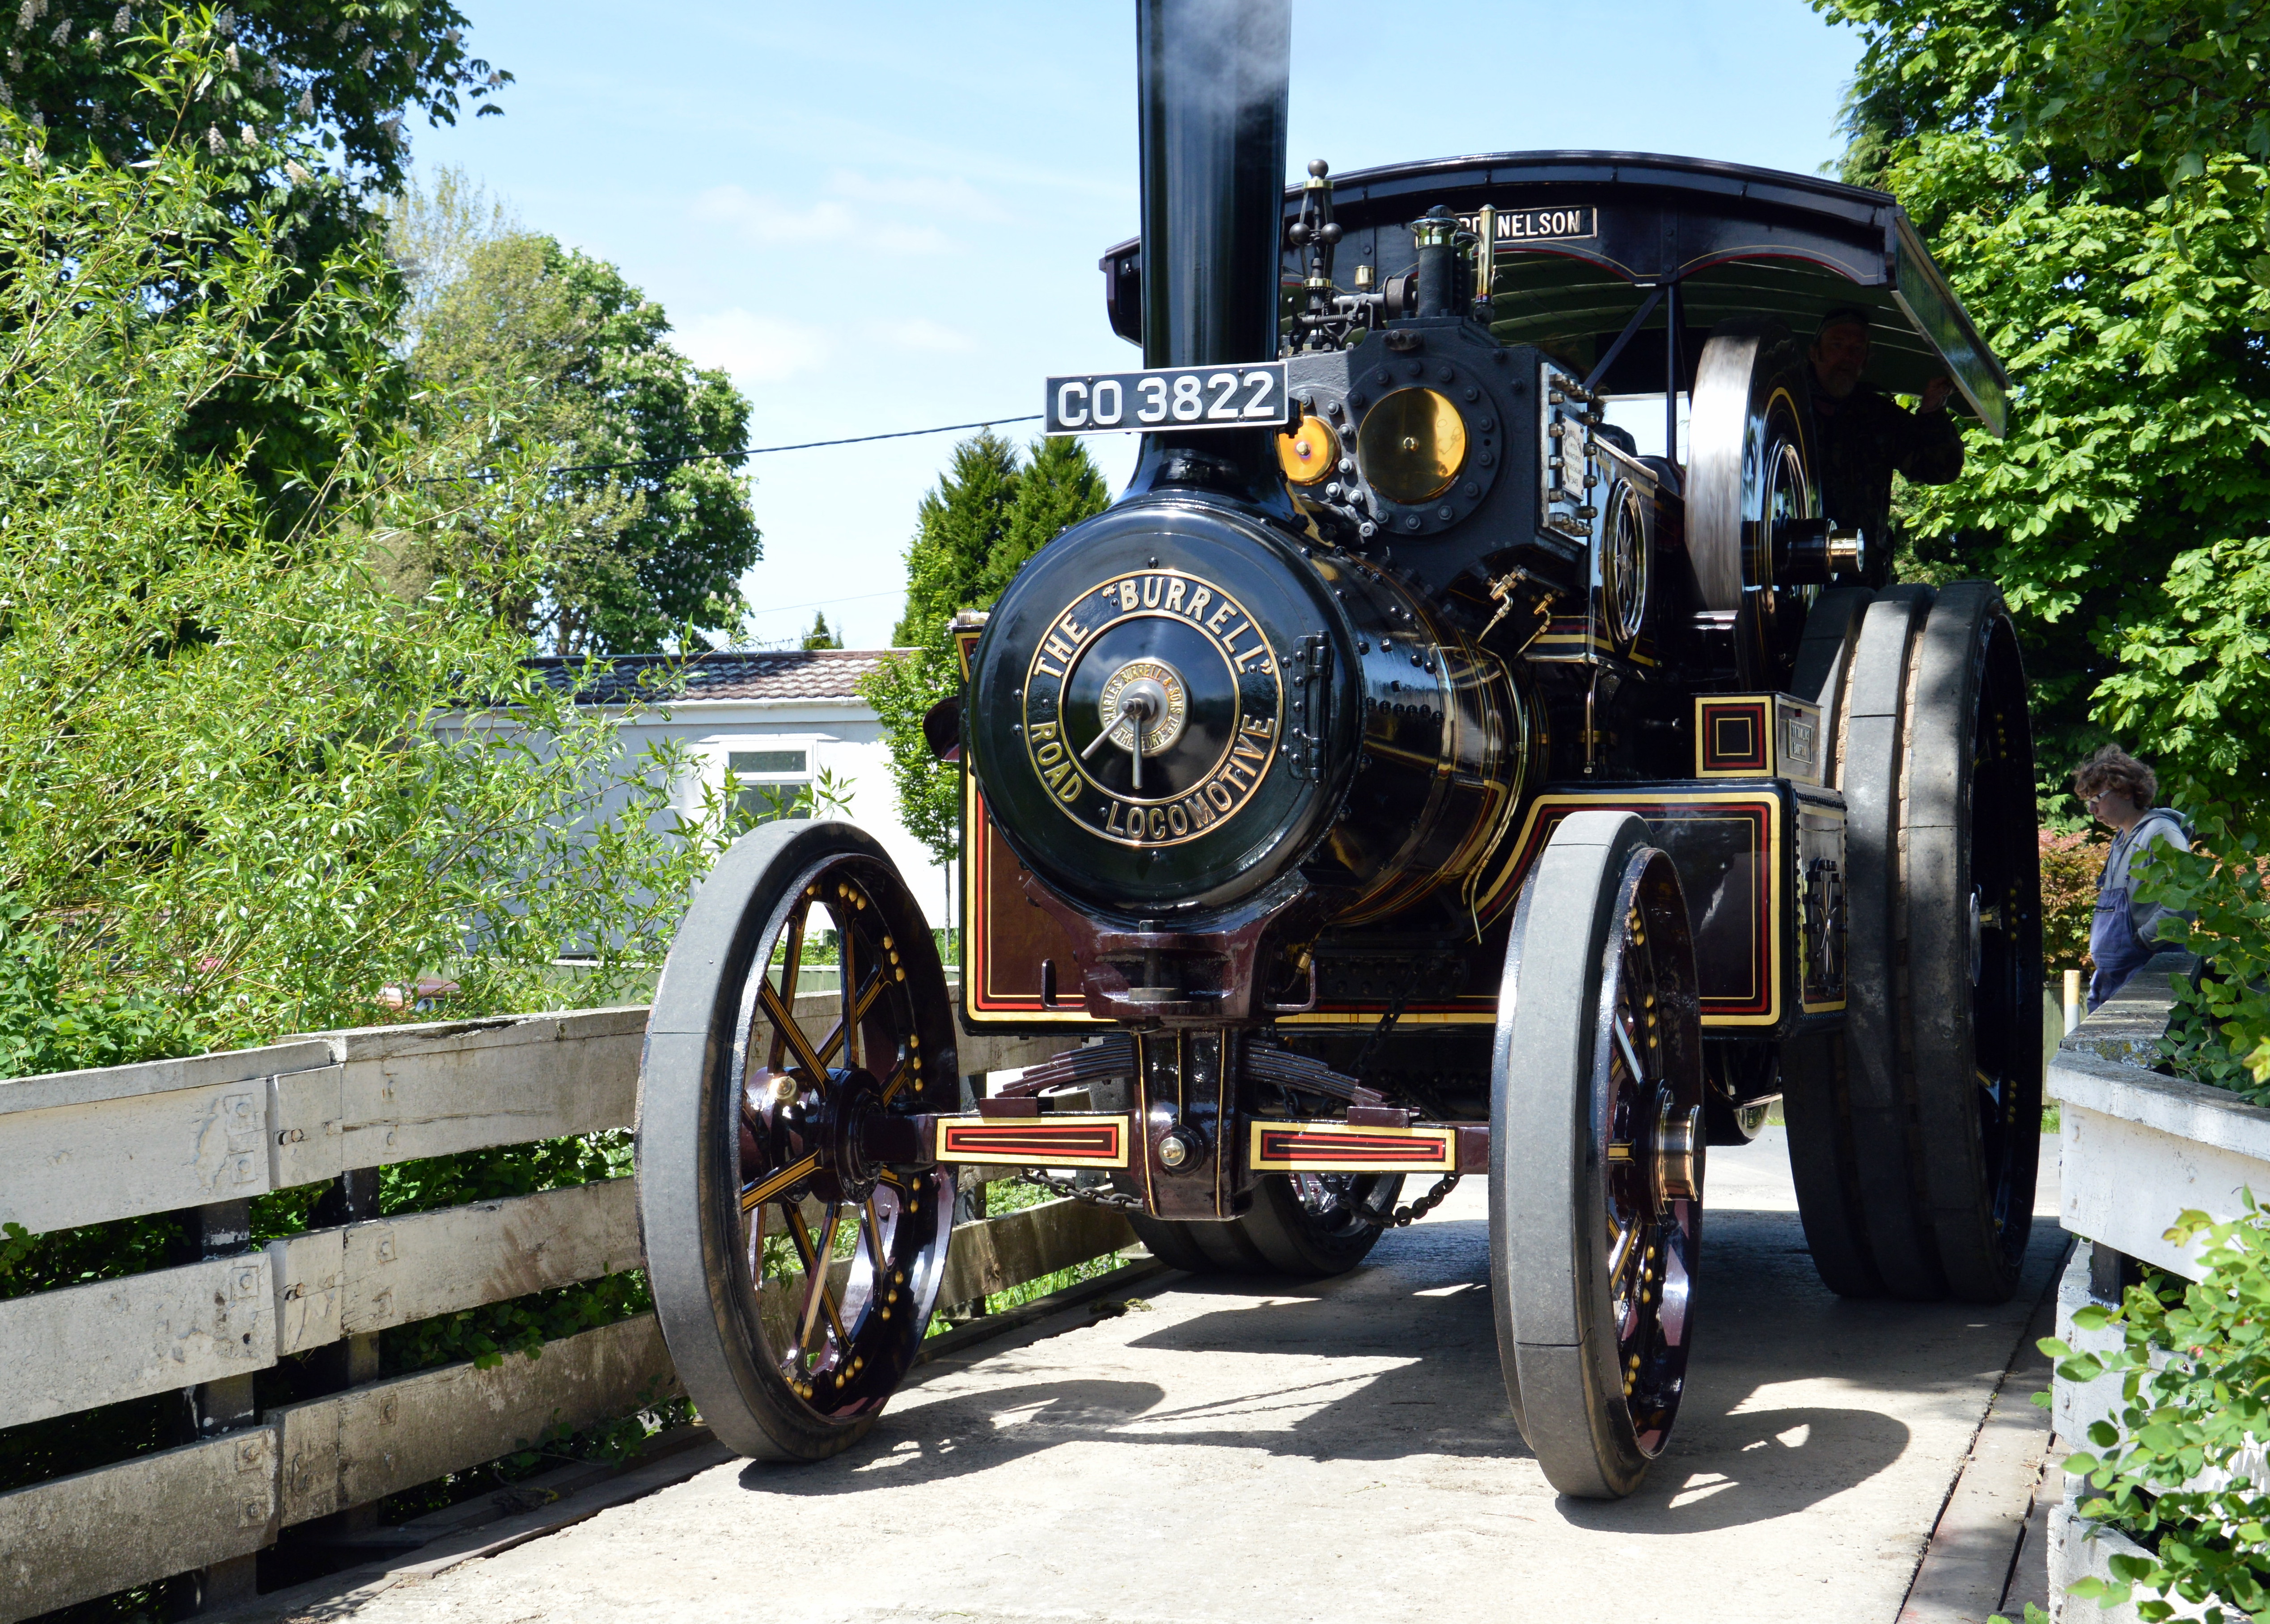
[933,1115,1129,1168]
[1248,1121,1459,1173]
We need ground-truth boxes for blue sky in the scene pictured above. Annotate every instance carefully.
[410,2,1864,650]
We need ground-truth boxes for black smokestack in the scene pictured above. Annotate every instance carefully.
[1136,0,1288,366]
[1130,0,1292,500]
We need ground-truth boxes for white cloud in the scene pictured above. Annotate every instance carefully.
[689,172,974,255]
[828,169,1011,224]
[690,184,859,244]
[674,309,831,384]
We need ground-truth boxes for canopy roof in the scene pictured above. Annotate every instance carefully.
[1101,150,2010,437]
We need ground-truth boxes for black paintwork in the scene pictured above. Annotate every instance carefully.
[1124,0,1296,512]
[965,497,1358,918]
[1101,150,2010,436]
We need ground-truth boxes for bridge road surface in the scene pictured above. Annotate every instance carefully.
[291,1129,2066,1624]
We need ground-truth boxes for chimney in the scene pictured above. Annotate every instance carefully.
[1126,0,1293,509]
[1136,0,1290,368]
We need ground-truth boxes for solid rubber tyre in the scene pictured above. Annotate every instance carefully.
[1904,583,2042,1302]
[636,820,959,1462]
[1779,583,1888,1297]
[1836,585,1945,1298]
[1491,811,1706,1499]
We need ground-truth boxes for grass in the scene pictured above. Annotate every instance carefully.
[923,1177,1135,1334]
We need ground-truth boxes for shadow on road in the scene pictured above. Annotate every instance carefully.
[733,1204,2004,1532]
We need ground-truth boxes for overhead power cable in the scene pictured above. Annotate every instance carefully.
[426,414,1047,485]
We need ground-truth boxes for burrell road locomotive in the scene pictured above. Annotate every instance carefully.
[636,0,2041,1497]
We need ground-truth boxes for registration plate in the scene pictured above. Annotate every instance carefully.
[1043,362,1290,435]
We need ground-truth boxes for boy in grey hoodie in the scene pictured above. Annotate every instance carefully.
[2075,745,2192,1011]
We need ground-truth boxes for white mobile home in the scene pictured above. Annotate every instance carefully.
[538,649,951,930]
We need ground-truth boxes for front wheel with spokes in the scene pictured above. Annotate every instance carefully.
[1491,811,1705,1499]
[637,820,959,1462]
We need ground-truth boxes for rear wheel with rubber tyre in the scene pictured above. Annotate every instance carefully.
[1491,812,1706,1499]
[1818,581,2041,1303]
[1906,583,2042,1301]
[636,820,959,1462]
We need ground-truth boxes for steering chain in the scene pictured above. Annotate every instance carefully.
[1029,1170,1148,1212]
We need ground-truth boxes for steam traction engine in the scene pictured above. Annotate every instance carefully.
[636,0,2041,1498]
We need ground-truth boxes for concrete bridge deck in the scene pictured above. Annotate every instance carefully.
[238,1130,2065,1624]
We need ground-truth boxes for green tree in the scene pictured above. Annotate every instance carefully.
[1813,0,2270,816]
[889,429,1022,649]
[408,230,762,655]
[4,0,508,190]
[800,610,841,650]
[979,431,1110,603]
[381,161,514,345]
[0,4,519,542]
[0,50,723,1073]
[863,433,1108,865]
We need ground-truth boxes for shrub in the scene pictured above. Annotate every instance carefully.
[0,42,725,1076]
[2135,815,2270,1101]
[2043,828,2110,979]
[2046,1201,2270,1623]
[0,31,725,1531]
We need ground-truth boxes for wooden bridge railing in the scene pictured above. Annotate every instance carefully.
[0,1002,1100,1621]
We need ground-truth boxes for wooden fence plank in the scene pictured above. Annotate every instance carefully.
[1,1079,278,1238]
[0,1176,1099,1436]
[0,1041,335,1118]
[1,1001,1069,1241]
[270,1230,344,1359]
[0,1424,280,1622]
[0,1007,639,1238]
[267,1064,348,1191]
[0,1256,275,1430]
[319,1009,644,1174]
[936,1197,1135,1307]
[273,1313,677,1525]
[337,1179,641,1337]
[0,1004,1110,1620]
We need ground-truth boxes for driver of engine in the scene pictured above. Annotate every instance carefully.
[1808,306,1965,588]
